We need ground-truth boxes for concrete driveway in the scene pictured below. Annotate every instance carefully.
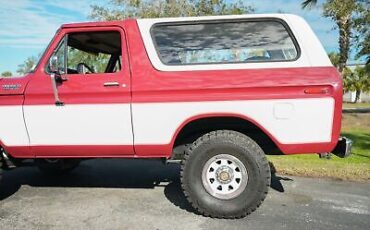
[0,159,369,230]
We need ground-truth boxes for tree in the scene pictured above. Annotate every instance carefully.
[16,56,38,75]
[302,0,368,73]
[1,71,12,77]
[90,0,253,21]
[353,1,369,65]
[301,0,318,9]
[328,52,340,67]
[67,48,110,73]
[343,65,370,103]
[322,0,360,73]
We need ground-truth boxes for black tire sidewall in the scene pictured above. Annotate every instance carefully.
[183,135,268,217]
[0,159,2,185]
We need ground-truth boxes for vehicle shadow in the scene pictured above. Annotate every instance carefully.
[0,159,292,214]
[0,159,180,200]
[269,161,293,193]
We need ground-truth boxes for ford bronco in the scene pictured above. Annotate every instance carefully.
[0,14,352,218]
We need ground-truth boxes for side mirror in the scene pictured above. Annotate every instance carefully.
[49,55,59,73]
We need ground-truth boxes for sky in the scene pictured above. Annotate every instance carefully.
[0,0,353,74]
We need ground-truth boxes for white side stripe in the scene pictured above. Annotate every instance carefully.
[24,104,133,146]
[0,98,334,146]
[0,106,30,146]
[132,98,334,145]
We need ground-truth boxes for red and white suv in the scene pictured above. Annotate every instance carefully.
[0,14,351,218]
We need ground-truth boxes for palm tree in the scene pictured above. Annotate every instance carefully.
[343,66,370,103]
[302,0,359,73]
[301,0,318,9]
[16,56,38,75]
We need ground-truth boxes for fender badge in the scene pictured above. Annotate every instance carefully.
[2,84,21,90]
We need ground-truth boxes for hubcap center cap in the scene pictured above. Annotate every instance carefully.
[216,166,233,184]
[220,172,230,181]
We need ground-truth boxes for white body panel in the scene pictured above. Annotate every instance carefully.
[23,104,133,145]
[132,98,334,145]
[0,106,29,146]
[137,14,332,71]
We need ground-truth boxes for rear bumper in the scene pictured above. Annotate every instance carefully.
[331,137,352,158]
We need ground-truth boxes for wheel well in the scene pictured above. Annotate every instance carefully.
[173,116,282,158]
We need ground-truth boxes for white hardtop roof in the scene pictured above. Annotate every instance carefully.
[137,13,302,23]
[137,13,332,71]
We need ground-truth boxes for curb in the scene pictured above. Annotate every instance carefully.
[343,108,370,113]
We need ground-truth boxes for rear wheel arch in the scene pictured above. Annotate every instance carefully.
[171,114,283,158]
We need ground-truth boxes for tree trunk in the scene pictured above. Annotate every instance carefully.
[354,90,361,103]
[337,17,351,73]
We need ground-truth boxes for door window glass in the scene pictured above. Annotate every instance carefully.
[49,31,122,75]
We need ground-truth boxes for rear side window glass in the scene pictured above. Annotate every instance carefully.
[151,19,299,65]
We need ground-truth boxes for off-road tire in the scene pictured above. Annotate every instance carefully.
[36,159,80,175]
[0,159,3,185]
[181,130,270,218]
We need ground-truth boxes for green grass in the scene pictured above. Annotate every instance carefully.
[268,127,370,181]
[343,102,370,108]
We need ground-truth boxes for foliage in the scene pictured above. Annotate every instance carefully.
[343,65,370,102]
[303,0,369,72]
[1,71,12,77]
[16,56,38,75]
[322,0,361,72]
[67,48,111,73]
[328,52,340,67]
[90,0,253,20]
[301,0,318,9]
[353,0,370,64]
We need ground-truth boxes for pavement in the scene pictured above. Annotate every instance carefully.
[0,159,369,230]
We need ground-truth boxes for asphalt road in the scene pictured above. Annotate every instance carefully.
[0,159,369,230]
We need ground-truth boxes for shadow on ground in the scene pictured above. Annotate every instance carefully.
[0,159,292,215]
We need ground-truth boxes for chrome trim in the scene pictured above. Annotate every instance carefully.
[104,82,120,87]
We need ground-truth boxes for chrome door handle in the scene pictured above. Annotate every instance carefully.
[104,82,119,87]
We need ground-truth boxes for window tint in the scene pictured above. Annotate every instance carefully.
[151,20,298,65]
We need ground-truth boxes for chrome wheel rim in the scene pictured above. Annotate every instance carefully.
[202,154,248,200]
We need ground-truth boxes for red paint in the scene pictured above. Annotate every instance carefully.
[1,19,343,159]
[0,140,32,158]
[0,74,32,96]
[0,95,24,105]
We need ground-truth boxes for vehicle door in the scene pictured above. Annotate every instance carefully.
[23,26,134,157]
